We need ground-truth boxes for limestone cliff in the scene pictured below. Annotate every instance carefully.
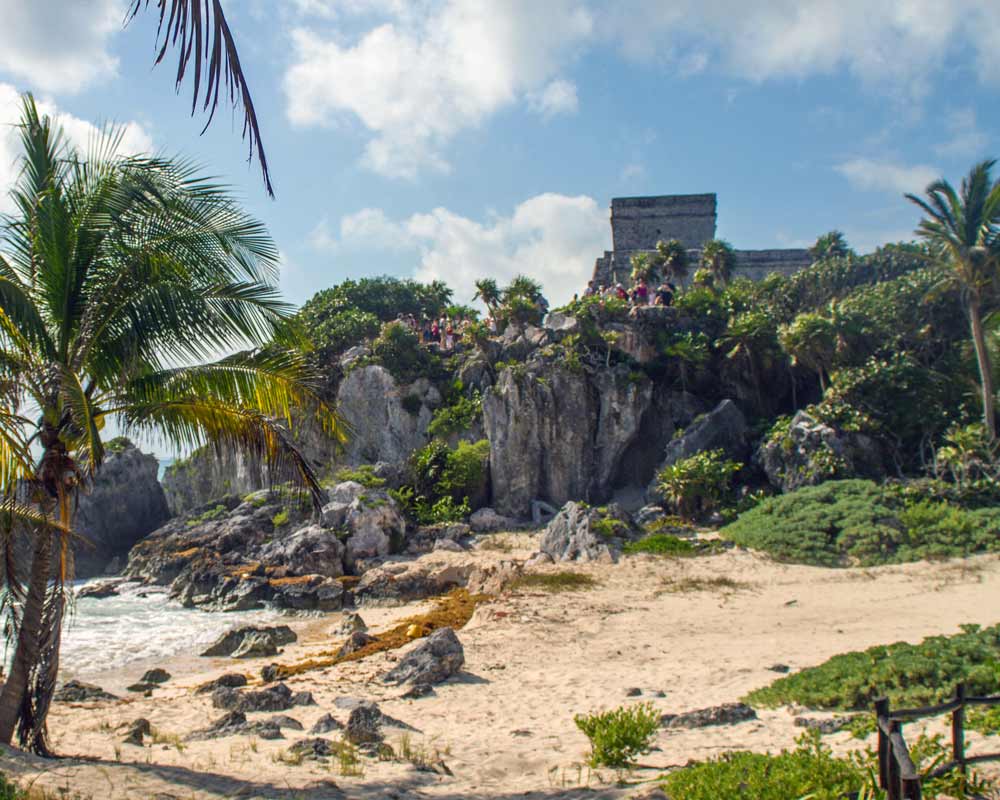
[74,443,171,577]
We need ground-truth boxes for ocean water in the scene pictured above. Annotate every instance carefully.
[62,580,281,679]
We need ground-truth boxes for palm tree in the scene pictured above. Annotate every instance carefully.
[719,310,781,414]
[779,312,838,393]
[654,239,689,284]
[700,239,736,287]
[629,252,657,285]
[906,160,1000,440]
[0,96,339,753]
[809,230,852,261]
[472,278,501,314]
[126,1,272,196]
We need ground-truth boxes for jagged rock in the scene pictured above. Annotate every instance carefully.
[258,525,345,579]
[288,737,336,760]
[483,364,659,518]
[405,523,470,555]
[353,561,472,604]
[757,410,884,493]
[122,718,151,746]
[542,311,579,334]
[267,715,304,731]
[647,399,749,504]
[187,710,284,741]
[261,664,280,683]
[433,539,464,553]
[54,680,118,703]
[140,668,171,685]
[400,683,435,700]
[200,625,296,657]
[539,502,633,562]
[126,682,158,693]
[74,443,171,577]
[270,576,345,612]
[310,713,343,734]
[383,628,464,686]
[77,579,125,599]
[211,682,310,713]
[634,505,667,527]
[231,631,280,659]
[320,481,406,568]
[767,663,790,674]
[466,561,523,595]
[345,704,383,745]
[336,613,367,636]
[660,703,757,729]
[335,365,440,467]
[339,344,369,369]
[195,673,248,694]
[468,507,519,532]
[337,631,376,658]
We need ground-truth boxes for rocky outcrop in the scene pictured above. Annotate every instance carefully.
[538,501,634,562]
[73,443,171,577]
[757,410,884,493]
[646,399,749,503]
[383,628,465,686]
[353,560,472,604]
[484,363,678,518]
[124,481,411,612]
[201,625,297,657]
[335,366,440,466]
[660,703,757,729]
[162,449,265,517]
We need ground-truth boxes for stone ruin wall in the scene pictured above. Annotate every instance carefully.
[590,192,812,288]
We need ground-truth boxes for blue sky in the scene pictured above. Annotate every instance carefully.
[0,0,998,312]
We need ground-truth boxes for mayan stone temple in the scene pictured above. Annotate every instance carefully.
[591,193,812,286]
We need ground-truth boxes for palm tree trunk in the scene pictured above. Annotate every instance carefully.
[969,296,997,440]
[0,528,53,744]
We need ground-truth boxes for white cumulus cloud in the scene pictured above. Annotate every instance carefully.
[527,79,579,119]
[0,0,121,93]
[835,157,941,196]
[0,84,154,213]
[284,0,593,178]
[326,193,609,306]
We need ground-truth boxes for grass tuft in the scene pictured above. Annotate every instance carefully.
[511,571,599,593]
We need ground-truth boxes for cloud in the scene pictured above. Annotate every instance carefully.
[0,0,120,93]
[329,193,609,305]
[526,79,579,118]
[835,157,940,196]
[935,108,990,159]
[283,0,593,178]
[0,84,154,213]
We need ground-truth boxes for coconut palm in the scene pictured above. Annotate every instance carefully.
[809,230,852,261]
[0,96,340,753]
[906,160,1000,440]
[472,278,501,314]
[629,252,657,285]
[700,239,736,287]
[654,239,689,284]
[779,312,838,393]
[126,0,272,196]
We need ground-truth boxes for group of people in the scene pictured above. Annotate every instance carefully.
[394,313,476,351]
[583,277,676,308]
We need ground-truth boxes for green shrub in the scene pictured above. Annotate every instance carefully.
[105,436,133,454]
[368,321,439,383]
[271,509,290,528]
[722,480,1000,567]
[623,534,696,556]
[334,464,386,489]
[968,703,1000,735]
[656,449,742,520]
[0,774,23,800]
[660,731,866,800]
[591,516,629,539]
[427,389,483,437]
[745,623,1000,711]
[573,703,659,769]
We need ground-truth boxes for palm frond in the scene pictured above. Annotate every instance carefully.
[125,0,273,197]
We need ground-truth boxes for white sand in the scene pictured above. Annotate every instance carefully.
[3,536,999,799]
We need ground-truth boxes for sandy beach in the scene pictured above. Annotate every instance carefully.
[3,535,999,799]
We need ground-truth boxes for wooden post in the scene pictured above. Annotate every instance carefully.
[888,720,903,800]
[953,683,966,775]
[876,698,890,790]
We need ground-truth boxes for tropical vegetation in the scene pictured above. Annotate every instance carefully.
[0,97,338,752]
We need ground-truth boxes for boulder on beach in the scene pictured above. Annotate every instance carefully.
[200,625,297,658]
[54,680,118,703]
[382,627,464,686]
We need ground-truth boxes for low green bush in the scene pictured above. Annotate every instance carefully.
[334,464,386,489]
[721,479,1000,567]
[745,623,1000,711]
[573,702,659,769]
[623,534,696,556]
[656,449,742,520]
[512,572,598,593]
[660,730,993,800]
[968,704,1000,735]
[427,389,482,438]
[271,509,290,528]
[0,774,22,800]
